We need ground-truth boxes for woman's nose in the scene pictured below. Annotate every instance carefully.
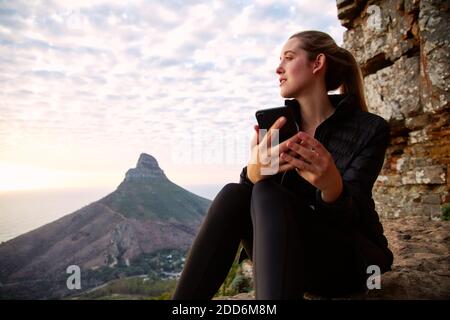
[276,64,283,75]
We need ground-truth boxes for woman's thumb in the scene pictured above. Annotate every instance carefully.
[254,124,260,141]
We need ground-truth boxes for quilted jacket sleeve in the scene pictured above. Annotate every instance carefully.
[314,118,391,226]
[239,166,254,188]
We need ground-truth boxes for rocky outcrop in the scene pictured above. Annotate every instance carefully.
[367,216,450,299]
[336,0,449,219]
[125,153,167,181]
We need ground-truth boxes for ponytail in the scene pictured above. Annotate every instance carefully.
[337,47,368,112]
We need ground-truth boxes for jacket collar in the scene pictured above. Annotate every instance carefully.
[284,94,356,128]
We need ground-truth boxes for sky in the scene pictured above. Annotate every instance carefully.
[0,0,346,192]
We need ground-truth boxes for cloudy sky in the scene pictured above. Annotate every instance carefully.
[0,0,345,192]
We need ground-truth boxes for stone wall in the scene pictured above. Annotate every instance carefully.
[336,0,449,219]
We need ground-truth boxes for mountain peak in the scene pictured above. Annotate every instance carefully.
[124,153,167,181]
[136,153,159,170]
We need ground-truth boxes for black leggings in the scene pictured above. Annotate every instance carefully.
[172,179,385,300]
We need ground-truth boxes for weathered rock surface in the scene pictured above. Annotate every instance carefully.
[337,0,449,217]
[367,216,450,299]
[125,153,167,180]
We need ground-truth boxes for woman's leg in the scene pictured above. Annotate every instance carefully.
[251,179,366,299]
[251,179,314,300]
[171,183,253,300]
[302,224,368,297]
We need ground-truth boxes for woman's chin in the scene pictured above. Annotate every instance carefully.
[279,90,293,99]
[280,86,302,99]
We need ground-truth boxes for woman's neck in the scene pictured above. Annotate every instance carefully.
[295,90,335,131]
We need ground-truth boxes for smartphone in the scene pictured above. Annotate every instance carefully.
[255,106,299,145]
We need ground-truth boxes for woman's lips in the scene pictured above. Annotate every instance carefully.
[279,79,286,86]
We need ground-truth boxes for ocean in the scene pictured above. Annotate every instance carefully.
[0,184,223,243]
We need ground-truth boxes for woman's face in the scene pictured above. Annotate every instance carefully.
[276,37,315,98]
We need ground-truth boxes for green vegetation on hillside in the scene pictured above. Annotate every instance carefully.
[83,248,187,286]
[73,246,254,300]
[214,245,253,298]
[100,179,211,222]
[72,276,178,300]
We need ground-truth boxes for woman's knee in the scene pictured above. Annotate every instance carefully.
[207,183,251,220]
[217,183,252,201]
[251,179,284,205]
[251,179,286,218]
[251,179,308,222]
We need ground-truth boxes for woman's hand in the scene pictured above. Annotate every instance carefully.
[247,117,299,184]
[280,131,343,203]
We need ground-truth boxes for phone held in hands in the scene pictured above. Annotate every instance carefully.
[255,106,299,145]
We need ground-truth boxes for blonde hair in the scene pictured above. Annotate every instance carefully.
[289,30,368,112]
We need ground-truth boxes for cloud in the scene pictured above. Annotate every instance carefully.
[0,0,346,187]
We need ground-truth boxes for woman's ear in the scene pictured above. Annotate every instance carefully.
[312,53,326,75]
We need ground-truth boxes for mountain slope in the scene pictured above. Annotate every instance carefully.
[0,153,211,299]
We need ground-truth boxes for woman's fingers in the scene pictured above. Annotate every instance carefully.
[250,132,258,149]
[286,141,319,165]
[249,125,262,165]
[278,161,296,172]
[257,116,284,164]
[263,116,286,147]
[250,124,261,149]
[252,119,301,169]
[278,132,301,155]
[296,132,326,155]
[279,149,299,166]
[280,151,318,174]
[255,130,331,177]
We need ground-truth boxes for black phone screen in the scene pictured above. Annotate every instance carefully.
[255,106,299,145]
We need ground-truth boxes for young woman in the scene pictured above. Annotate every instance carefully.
[172,30,394,300]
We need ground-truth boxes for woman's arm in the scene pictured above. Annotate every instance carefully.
[314,119,391,225]
[320,178,343,204]
[239,166,254,187]
[240,117,390,226]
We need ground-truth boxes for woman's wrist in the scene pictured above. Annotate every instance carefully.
[246,165,257,184]
[320,170,343,204]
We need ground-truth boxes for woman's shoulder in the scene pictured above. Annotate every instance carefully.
[335,94,390,135]
[350,108,390,136]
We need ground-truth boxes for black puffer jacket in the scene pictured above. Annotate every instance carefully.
[239,93,394,271]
